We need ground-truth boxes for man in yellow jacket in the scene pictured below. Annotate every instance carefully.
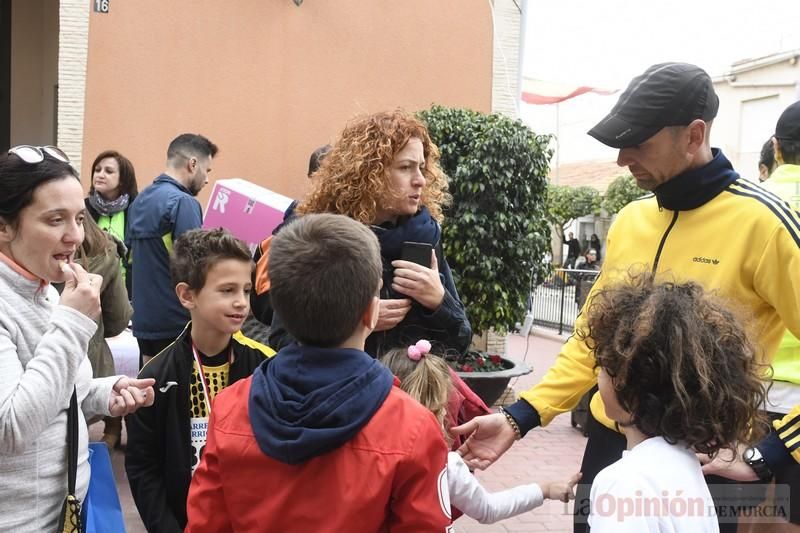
[766,105,800,423]
[454,64,800,532]
[764,101,800,447]
[699,100,800,527]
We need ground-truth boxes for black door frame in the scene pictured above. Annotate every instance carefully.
[0,0,10,151]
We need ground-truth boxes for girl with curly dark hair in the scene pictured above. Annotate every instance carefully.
[269,110,472,357]
[583,273,768,532]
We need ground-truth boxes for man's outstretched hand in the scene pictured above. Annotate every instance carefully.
[451,412,518,470]
[697,444,758,482]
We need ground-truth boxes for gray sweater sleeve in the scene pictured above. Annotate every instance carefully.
[0,305,97,454]
[82,376,119,421]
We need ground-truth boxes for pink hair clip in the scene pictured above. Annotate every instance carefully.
[407,339,432,361]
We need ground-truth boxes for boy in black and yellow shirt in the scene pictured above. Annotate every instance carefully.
[125,228,275,533]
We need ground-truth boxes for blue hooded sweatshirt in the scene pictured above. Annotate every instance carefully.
[248,344,394,465]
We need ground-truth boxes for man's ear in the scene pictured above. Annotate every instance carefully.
[686,119,707,156]
[772,136,785,166]
[175,282,197,310]
[363,295,380,331]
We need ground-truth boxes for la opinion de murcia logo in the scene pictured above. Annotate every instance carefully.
[692,256,719,265]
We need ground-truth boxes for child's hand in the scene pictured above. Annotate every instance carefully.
[542,472,582,503]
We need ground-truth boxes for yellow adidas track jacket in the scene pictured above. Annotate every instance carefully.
[506,150,800,470]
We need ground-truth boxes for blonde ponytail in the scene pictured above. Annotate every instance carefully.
[380,346,453,443]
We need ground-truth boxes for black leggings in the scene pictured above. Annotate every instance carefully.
[573,410,741,533]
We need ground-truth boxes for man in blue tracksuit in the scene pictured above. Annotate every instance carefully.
[127,133,218,366]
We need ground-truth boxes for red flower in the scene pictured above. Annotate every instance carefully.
[489,355,502,364]
[461,364,474,372]
[477,356,485,367]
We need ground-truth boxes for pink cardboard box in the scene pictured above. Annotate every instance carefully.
[203,178,294,253]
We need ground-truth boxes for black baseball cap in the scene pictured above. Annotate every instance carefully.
[775,101,800,142]
[588,63,719,149]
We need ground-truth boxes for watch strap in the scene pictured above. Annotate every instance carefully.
[744,447,774,482]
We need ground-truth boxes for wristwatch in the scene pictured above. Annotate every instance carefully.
[742,446,774,482]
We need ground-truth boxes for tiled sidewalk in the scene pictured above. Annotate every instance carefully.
[97,331,585,533]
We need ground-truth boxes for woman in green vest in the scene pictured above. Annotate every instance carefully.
[85,150,138,298]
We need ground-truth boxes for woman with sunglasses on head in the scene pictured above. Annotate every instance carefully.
[85,150,138,297]
[0,146,154,532]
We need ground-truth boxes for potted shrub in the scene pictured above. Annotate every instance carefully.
[418,105,552,337]
[417,106,551,405]
[446,350,531,407]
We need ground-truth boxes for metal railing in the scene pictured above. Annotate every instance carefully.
[530,268,600,335]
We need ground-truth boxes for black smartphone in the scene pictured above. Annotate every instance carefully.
[401,241,433,268]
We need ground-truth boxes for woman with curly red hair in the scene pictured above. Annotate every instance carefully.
[268,110,472,357]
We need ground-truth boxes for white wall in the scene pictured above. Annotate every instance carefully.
[713,58,800,179]
[58,0,90,170]
[491,0,523,118]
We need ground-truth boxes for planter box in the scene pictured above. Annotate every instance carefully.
[454,356,531,407]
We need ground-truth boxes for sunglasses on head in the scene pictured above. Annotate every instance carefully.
[8,145,71,165]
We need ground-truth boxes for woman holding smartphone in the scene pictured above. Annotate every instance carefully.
[268,110,472,357]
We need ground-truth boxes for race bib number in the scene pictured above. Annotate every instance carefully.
[190,417,209,475]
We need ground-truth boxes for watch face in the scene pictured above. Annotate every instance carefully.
[743,447,755,461]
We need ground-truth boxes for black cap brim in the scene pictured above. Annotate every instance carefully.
[587,113,663,149]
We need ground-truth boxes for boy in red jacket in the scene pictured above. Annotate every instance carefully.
[186,214,451,532]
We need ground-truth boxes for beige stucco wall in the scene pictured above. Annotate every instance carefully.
[10,0,58,147]
[81,1,494,207]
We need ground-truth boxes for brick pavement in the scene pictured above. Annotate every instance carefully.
[452,332,586,533]
[98,330,585,533]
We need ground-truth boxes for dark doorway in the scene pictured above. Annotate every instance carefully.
[0,0,10,151]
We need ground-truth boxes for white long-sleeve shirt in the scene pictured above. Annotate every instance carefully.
[447,451,544,524]
[589,437,719,532]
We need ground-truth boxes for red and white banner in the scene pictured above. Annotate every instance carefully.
[522,78,618,105]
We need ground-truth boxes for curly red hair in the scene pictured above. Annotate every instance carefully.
[297,110,450,224]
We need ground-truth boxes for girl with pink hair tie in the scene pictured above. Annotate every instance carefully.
[381,340,581,525]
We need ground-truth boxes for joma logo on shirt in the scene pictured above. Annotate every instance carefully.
[692,256,719,265]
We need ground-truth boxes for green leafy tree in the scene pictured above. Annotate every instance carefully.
[546,184,601,255]
[418,105,552,335]
[602,174,644,215]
